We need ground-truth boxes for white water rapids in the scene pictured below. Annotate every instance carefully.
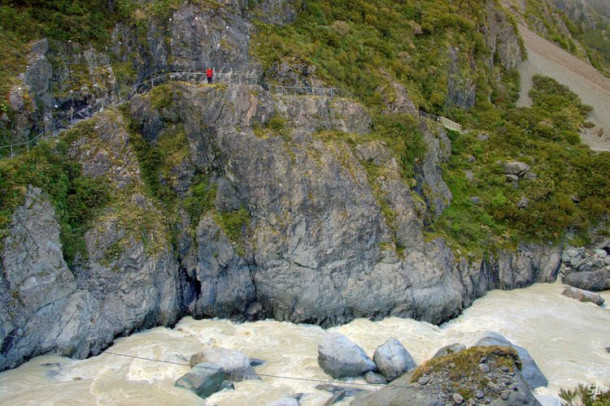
[0,281,608,405]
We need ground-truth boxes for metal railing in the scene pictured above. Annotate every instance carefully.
[0,67,355,158]
[264,84,347,98]
[418,110,462,133]
[0,68,263,158]
[0,68,462,158]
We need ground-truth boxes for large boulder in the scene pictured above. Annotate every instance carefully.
[503,161,531,177]
[563,268,610,292]
[317,333,376,378]
[175,362,226,398]
[562,286,605,306]
[352,346,540,406]
[189,348,258,381]
[372,338,416,382]
[475,333,548,389]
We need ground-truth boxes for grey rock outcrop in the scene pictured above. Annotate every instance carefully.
[503,161,532,179]
[456,243,561,308]
[0,77,569,372]
[0,187,101,370]
[189,348,258,381]
[562,286,605,306]
[175,362,227,398]
[475,333,548,389]
[415,122,453,218]
[317,333,376,378]
[483,0,523,70]
[353,345,540,406]
[187,215,256,318]
[373,338,416,382]
[562,244,610,291]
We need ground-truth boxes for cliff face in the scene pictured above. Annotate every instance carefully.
[0,0,555,371]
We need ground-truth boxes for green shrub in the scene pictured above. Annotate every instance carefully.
[559,384,610,406]
[215,207,250,255]
[0,137,110,265]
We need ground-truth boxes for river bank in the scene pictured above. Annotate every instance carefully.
[0,281,608,405]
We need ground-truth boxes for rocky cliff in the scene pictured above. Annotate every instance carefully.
[0,0,564,371]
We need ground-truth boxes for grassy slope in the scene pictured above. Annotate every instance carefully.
[252,0,610,254]
[511,0,610,77]
[0,0,608,259]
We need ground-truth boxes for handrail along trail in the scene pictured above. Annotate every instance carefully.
[0,69,461,158]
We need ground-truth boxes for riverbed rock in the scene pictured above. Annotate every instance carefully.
[562,286,605,306]
[364,371,388,384]
[175,362,226,398]
[475,333,548,389]
[373,338,416,381]
[563,268,610,292]
[352,346,540,406]
[317,333,376,378]
[190,348,258,381]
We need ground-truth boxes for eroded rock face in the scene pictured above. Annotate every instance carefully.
[0,111,181,370]
[0,1,567,372]
[456,244,562,308]
[0,187,101,370]
[0,77,569,371]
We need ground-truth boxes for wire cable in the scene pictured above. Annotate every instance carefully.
[102,350,399,390]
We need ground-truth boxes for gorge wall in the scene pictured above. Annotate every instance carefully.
[0,0,564,372]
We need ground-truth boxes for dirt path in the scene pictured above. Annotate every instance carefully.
[517,24,610,152]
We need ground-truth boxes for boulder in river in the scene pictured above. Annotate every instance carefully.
[563,268,610,292]
[352,346,540,406]
[372,338,416,381]
[475,332,548,389]
[562,286,605,306]
[317,333,376,378]
[175,362,226,398]
[190,348,259,381]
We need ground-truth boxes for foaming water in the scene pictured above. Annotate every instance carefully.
[0,282,608,405]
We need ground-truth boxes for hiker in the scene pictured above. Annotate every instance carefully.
[206,67,214,84]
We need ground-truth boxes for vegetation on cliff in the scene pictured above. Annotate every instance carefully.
[251,0,609,253]
[0,0,608,260]
[0,126,110,264]
[434,75,609,252]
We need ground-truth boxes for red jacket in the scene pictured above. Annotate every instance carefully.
[206,68,213,78]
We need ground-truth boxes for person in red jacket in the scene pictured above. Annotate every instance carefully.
[206,68,214,83]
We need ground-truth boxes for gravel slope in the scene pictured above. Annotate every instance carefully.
[517,24,610,152]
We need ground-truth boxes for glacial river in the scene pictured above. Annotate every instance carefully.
[0,281,608,405]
